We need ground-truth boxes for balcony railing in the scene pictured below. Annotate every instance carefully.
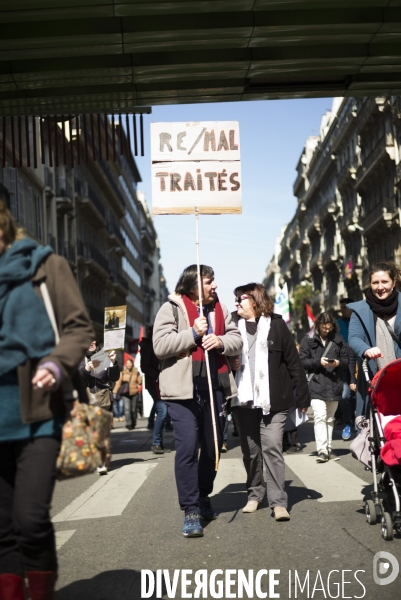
[61,241,75,262]
[87,304,104,325]
[111,272,129,291]
[309,249,322,271]
[76,179,106,219]
[44,167,54,190]
[322,247,336,266]
[395,161,401,185]
[107,221,125,245]
[356,134,388,188]
[78,241,109,272]
[47,233,56,251]
[56,177,73,199]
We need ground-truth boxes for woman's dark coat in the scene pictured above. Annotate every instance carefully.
[299,332,349,401]
[233,313,310,411]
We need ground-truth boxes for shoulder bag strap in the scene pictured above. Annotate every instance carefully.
[383,319,401,350]
[40,282,60,344]
[170,302,179,327]
[307,340,333,382]
[39,282,78,402]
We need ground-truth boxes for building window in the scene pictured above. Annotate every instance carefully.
[27,187,35,234]
[122,257,141,287]
[17,176,25,226]
[9,168,17,219]
[35,194,43,241]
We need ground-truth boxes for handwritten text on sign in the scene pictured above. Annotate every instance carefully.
[151,162,241,214]
[151,121,240,162]
[151,121,241,214]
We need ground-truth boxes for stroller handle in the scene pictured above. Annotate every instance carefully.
[362,358,371,384]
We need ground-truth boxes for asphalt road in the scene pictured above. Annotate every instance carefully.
[51,417,401,600]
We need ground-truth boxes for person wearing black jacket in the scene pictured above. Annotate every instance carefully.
[79,339,120,474]
[230,283,310,522]
[300,312,349,463]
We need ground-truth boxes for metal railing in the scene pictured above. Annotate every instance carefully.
[44,167,54,189]
[87,304,104,325]
[111,271,129,290]
[47,233,56,251]
[78,241,109,272]
[107,221,125,244]
[56,177,73,199]
[61,241,75,262]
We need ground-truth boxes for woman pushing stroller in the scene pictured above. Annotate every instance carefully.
[348,261,401,376]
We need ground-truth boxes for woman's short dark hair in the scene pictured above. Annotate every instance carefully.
[233,282,274,318]
[369,261,401,291]
[175,264,214,295]
[314,311,338,334]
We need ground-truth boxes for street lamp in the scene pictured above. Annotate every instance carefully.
[347,223,364,232]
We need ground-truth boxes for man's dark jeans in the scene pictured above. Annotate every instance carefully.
[166,389,225,514]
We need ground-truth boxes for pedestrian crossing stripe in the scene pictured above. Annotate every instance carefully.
[52,463,158,522]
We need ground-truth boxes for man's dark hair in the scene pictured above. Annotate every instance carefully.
[175,264,214,296]
[339,297,354,304]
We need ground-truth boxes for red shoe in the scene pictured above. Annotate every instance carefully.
[0,573,26,599]
[26,572,57,600]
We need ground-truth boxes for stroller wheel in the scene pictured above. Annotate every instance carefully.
[365,500,377,525]
[381,512,393,541]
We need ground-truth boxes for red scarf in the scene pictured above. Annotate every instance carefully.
[182,294,229,382]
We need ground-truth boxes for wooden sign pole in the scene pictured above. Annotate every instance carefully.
[195,208,219,471]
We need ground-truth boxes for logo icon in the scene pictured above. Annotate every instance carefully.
[373,551,399,586]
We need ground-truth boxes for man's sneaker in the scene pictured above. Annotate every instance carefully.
[316,452,329,463]
[342,425,352,441]
[97,465,108,475]
[286,444,303,454]
[151,445,165,454]
[199,496,217,521]
[183,512,204,537]
[328,450,340,461]
[221,443,228,453]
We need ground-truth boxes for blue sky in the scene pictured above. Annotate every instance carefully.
[134,98,332,312]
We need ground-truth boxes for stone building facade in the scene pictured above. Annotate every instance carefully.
[264,96,401,337]
[0,116,168,347]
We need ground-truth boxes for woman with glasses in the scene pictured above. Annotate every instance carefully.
[231,283,310,521]
[300,312,349,463]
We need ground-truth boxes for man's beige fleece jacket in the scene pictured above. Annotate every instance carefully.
[153,293,243,400]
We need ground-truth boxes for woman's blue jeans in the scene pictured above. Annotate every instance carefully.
[113,398,124,418]
[149,389,168,446]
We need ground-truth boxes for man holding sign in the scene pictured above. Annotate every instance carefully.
[153,265,242,538]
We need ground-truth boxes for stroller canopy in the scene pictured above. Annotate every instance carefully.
[369,358,401,416]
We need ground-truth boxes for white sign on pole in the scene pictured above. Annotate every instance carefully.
[151,121,241,215]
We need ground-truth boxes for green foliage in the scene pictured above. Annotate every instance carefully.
[292,283,314,317]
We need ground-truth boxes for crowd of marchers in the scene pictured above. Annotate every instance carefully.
[1,194,401,598]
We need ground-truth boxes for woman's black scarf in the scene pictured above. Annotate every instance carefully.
[365,288,398,317]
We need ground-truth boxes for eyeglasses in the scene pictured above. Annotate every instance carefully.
[235,294,249,305]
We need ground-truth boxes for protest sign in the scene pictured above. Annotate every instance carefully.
[103,305,127,351]
[151,121,241,215]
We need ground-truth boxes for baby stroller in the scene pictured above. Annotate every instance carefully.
[359,358,401,541]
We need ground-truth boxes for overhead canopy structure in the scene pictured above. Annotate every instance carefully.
[1,1,401,116]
